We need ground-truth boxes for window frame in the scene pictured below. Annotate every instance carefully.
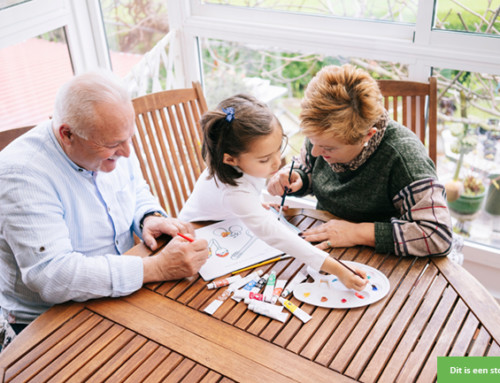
[172,0,500,274]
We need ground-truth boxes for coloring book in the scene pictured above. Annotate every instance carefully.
[196,215,298,281]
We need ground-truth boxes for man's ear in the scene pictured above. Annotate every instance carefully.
[223,153,238,166]
[58,124,73,145]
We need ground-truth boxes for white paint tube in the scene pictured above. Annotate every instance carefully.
[262,270,276,303]
[206,275,242,289]
[281,270,308,297]
[271,279,287,304]
[243,292,265,304]
[248,300,289,323]
[278,297,312,323]
[205,270,262,314]
[231,270,264,302]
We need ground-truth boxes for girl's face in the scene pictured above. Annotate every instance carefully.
[223,120,284,179]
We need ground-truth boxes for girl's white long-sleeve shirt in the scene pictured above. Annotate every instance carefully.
[179,169,327,271]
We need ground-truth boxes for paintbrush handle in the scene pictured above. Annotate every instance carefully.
[333,257,363,279]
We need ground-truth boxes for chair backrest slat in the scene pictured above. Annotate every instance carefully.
[377,77,437,165]
[132,82,208,217]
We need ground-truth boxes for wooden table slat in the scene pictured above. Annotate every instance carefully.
[346,259,439,379]
[66,327,136,383]
[448,311,480,357]
[85,334,148,382]
[8,310,103,383]
[142,352,184,383]
[91,289,354,383]
[40,318,114,382]
[198,370,224,383]
[416,299,469,383]
[106,340,160,382]
[394,284,458,382]
[339,258,431,378]
[432,257,500,343]
[487,342,500,356]
[162,358,196,383]
[119,337,172,382]
[368,273,449,383]
[468,327,493,357]
[314,254,409,367]
[179,364,210,382]
[332,258,427,374]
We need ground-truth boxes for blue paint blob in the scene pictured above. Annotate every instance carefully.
[332,278,338,283]
[371,284,378,291]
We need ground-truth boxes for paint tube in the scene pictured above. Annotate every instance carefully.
[248,300,289,323]
[271,279,286,304]
[205,270,262,314]
[243,292,265,304]
[203,288,232,315]
[207,275,242,289]
[231,270,264,302]
[278,297,312,323]
[281,270,308,297]
[262,270,276,302]
[252,273,269,293]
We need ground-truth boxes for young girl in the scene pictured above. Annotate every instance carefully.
[179,94,367,291]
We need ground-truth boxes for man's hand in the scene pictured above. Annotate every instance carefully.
[142,216,194,250]
[142,236,209,283]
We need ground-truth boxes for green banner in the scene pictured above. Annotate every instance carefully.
[438,357,500,383]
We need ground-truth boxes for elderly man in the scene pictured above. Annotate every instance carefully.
[0,71,208,335]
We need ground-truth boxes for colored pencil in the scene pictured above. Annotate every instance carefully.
[177,232,194,242]
[231,255,291,275]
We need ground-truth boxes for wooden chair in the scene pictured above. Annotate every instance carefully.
[377,77,437,164]
[132,82,208,217]
[0,126,34,151]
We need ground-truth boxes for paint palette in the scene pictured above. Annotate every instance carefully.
[293,263,390,309]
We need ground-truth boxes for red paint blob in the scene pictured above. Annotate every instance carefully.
[321,296,328,302]
[341,298,347,303]
[355,292,365,299]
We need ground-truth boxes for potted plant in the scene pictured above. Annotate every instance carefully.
[445,91,486,215]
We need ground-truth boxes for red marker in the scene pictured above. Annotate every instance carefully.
[177,233,194,242]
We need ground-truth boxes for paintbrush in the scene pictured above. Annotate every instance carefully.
[278,160,294,221]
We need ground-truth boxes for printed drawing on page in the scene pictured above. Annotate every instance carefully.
[196,217,286,281]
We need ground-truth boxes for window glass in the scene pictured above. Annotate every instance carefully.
[0,0,31,10]
[435,0,500,35]
[434,67,500,247]
[99,0,168,75]
[201,0,418,22]
[0,28,73,131]
[200,37,500,249]
[201,37,408,164]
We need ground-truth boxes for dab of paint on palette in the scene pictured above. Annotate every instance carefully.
[293,263,390,309]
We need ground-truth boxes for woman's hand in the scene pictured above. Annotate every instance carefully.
[301,220,375,249]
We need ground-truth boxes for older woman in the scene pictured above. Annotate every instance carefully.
[267,64,452,257]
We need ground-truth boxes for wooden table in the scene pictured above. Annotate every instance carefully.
[1,208,500,382]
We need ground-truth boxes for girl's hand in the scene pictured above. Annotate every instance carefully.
[301,220,375,249]
[267,169,302,196]
[335,265,368,291]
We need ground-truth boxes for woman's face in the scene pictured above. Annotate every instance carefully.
[308,133,366,165]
